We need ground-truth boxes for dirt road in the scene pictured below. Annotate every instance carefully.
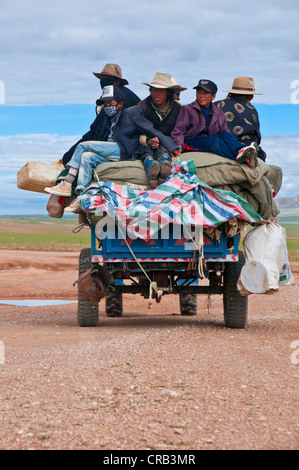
[0,250,298,450]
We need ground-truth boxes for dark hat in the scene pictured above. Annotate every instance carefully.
[193,79,218,94]
[97,85,125,105]
[93,63,129,85]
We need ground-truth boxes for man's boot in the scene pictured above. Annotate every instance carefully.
[157,153,172,185]
[143,155,160,188]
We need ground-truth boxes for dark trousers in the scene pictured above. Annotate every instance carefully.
[185,132,244,161]
[140,145,170,162]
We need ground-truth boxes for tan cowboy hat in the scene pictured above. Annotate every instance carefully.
[93,63,129,85]
[224,76,262,95]
[141,72,175,89]
[170,77,187,93]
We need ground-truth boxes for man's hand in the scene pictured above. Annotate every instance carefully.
[149,137,159,149]
[171,148,182,157]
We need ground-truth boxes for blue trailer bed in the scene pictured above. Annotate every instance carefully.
[76,221,247,329]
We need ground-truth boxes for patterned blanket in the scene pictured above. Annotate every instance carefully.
[79,159,261,240]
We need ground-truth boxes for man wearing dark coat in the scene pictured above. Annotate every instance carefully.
[137,72,183,187]
[215,76,267,161]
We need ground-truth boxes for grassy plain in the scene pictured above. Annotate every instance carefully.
[284,232,299,262]
[0,216,90,252]
[0,216,298,261]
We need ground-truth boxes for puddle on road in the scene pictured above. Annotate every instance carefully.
[0,300,77,307]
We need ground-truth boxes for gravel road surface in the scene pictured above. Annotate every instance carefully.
[0,250,298,450]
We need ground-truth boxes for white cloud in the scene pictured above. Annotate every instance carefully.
[0,134,79,173]
[262,135,299,197]
[0,134,79,215]
[0,0,299,105]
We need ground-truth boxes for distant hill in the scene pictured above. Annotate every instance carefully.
[276,196,299,225]
[276,196,299,209]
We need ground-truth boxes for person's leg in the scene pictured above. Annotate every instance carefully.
[141,147,160,188]
[214,133,258,166]
[64,145,121,213]
[157,146,172,184]
[216,132,244,157]
[185,134,242,160]
[45,141,120,197]
[75,152,115,193]
[185,132,257,164]
[68,141,121,170]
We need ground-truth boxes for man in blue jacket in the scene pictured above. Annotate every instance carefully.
[45,86,178,212]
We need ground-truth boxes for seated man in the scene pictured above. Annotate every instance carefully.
[215,76,267,161]
[45,86,178,212]
[138,72,184,187]
[62,63,140,166]
[171,79,258,166]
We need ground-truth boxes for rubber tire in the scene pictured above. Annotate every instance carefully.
[223,250,248,329]
[179,293,197,316]
[77,248,99,327]
[105,292,123,317]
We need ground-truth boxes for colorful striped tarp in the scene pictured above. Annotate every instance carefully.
[79,159,261,240]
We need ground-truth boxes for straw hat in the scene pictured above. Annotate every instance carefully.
[141,72,174,89]
[93,63,129,85]
[224,76,262,95]
[170,77,187,93]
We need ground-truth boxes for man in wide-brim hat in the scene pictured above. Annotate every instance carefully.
[223,76,262,96]
[138,72,184,187]
[62,63,140,167]
[93,63,129,85]
[216,76,267,161]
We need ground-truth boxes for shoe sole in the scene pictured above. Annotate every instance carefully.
[44,187,72,197]
[64,207,81,213]
[236,147,254,163]
[240,150,257,168]
[147,161,159,176]
[236,144,258,167]
[149,179,158,188]
[160,162,172,179]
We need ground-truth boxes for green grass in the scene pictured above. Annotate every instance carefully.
[282,224,299,236]
[1,216,298,260]
[284,239,299,262]
[0,232,90,252]
[0,216,90,252]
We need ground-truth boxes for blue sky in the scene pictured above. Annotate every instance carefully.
[0,104,299,136]
[0,0,299,215]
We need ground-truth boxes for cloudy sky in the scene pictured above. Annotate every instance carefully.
[1,0,299,105]
[0,0,299,214]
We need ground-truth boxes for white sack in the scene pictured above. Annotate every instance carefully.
[279,229,295,287]
[237,222,293,296]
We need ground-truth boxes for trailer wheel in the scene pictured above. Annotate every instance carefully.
[179,293,197,316]
[77,248,99,327]
[223,250,248,329]
[106,293,123,317]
